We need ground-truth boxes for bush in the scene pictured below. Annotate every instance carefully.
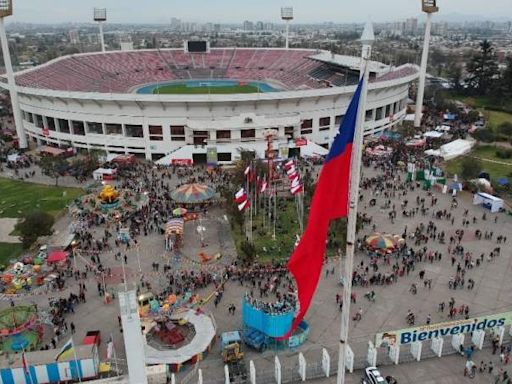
[496,148,512,159]
[472,129,496,143]
[15,210,54,248]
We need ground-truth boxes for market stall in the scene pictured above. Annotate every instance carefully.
[473,192,504,213]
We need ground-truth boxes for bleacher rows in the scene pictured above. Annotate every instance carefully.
[13,49,417,93]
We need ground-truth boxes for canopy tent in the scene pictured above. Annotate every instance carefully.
[435,125,452,132]
[39,146,66,156]
[165,218,184,235]
[448,182,462,191]
[473,192,504,213]
[365,145,392,158]
[443,113,456,121]
[438,139,475,161]
[171,183,215,204]
[406,138,426,147]
[7,154,22,163]
[497,177,510,186]
[92,167,117,181]
[47,250,69,264]
[423,131,444,138]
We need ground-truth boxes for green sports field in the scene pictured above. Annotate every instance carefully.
[153,84,261,94]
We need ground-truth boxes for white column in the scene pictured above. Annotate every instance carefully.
[414,12,433,128]
[0,17,27,149]
[98,22,106,52]
[337,21,374,384]
[118,290,148,384]
[285,21,290,49]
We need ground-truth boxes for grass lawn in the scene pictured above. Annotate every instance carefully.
[0,242,24,268]
[445,145,512,181]
[0,178,83,218]
[231,197,342,263]
[460,96,512,130]
[153,84,261,94]
[231,197,301,263]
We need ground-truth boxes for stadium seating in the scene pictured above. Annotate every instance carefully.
[13,49,418,93]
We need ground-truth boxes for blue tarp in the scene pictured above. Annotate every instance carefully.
[497,177,510,186]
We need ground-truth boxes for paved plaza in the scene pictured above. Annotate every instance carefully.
[1,161,512,384]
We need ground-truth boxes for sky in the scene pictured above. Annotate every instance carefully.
[9,0,512,24]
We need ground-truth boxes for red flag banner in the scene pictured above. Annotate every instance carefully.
[282,79,364,338]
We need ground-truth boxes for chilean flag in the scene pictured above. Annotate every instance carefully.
[234,188,247,204]
[282,79,363,338]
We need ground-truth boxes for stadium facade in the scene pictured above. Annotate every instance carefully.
[2,48,419,163]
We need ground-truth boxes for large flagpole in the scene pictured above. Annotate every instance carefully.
[337,21,374,384]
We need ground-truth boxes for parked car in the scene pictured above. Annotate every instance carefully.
[362,367,386,384]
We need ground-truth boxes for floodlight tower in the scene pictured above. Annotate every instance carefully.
[94,8,107,52]
[414,0,439,128]
[281,7,293,49]
[0,0,27,149]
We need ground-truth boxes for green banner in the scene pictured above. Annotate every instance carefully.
[376,311,512,347]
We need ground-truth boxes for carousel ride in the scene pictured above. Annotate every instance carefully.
[70,183,149,220]
[0,305,43,353]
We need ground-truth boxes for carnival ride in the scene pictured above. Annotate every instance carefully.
[170,183,215,205]
[70,184,148,220]
[0,305,43,353]
[0,247,69,294]
[241,297,309,351]
[143,308,216,372]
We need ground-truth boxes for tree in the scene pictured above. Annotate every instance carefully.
[465,40,499,95]
[472,129,495,143]
[501,57,512,100]
[447,63,463,93]
[498,122,512,137]
[39,156,69,186]
[15,210,54,248]
[460,157,482,181]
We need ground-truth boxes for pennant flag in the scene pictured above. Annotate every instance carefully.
[286,165,296,175]
[284,160,294,170]
[291,177,301,189]
[260,179,268,193]
[234,188,247,204]
[290,184,303,195]
[282,79,364,338]
[238,200,250,211]
[55,338,75,361]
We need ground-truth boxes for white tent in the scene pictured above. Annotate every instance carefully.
[473,192,504,213]
[423,131,444,138]
[439,139,475,161]
[7,153,20,162]
[92,167,117,180]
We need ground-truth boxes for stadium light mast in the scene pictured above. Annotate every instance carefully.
[281,7,293,49]
[94,8,107,52]
[0,0,27,149]
[414,0,439,128]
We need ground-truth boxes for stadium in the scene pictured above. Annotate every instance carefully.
[3,45,419,163]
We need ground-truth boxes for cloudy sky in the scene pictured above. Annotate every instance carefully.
[9,0,512,24]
